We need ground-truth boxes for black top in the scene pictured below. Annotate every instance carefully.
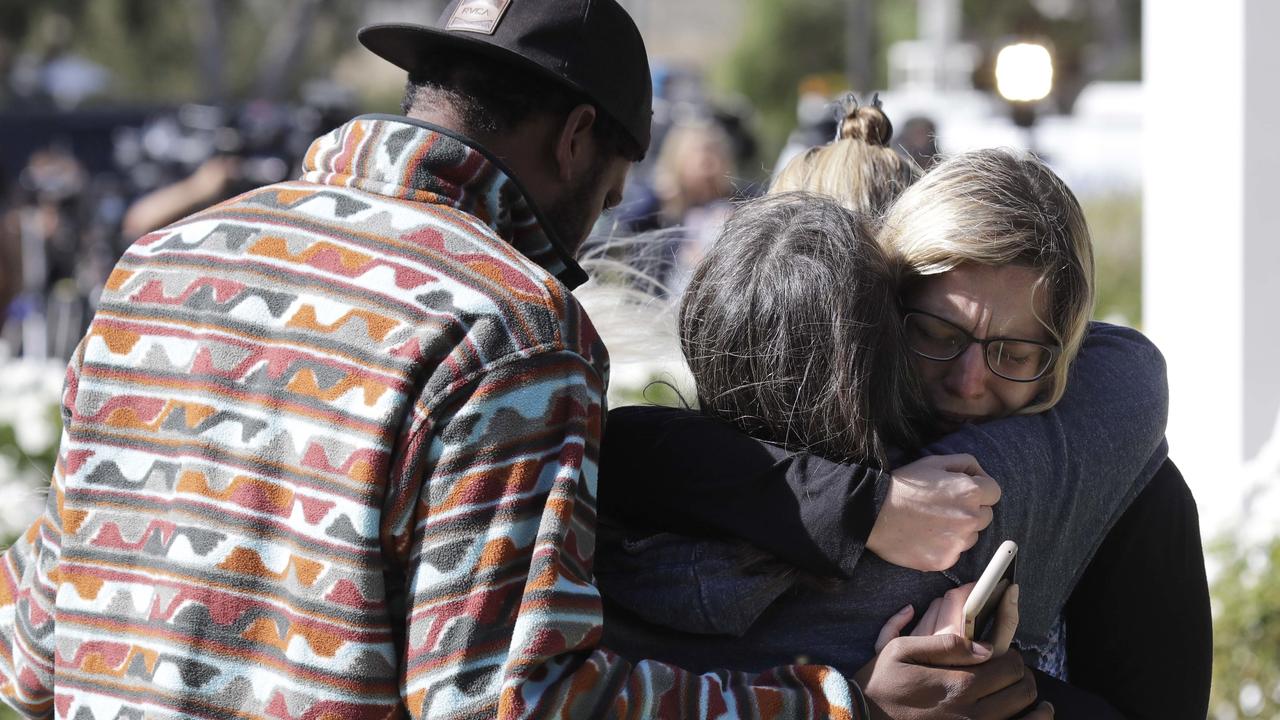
[599,404,885,579]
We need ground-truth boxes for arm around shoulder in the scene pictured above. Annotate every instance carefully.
[396,350,869,718]
[602,405,886,578]
[926,322,1172,644]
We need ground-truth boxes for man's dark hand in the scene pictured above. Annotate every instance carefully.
[853,634,1054,720]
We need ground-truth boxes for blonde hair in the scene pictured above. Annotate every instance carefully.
[769,97,920,216]
[880,148,1096,412]
[653,121,734,222]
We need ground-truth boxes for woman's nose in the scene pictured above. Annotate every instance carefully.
[944,343,989,399]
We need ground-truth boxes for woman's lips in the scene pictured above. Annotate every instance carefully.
[937,411,987,428]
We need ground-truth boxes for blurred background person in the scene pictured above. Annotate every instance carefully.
[770,94,918,217]
[612,120,738,294]
[0,175,17,329]
[773,77,843,174]
[896,115,940,170]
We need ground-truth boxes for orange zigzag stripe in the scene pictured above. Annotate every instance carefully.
[285,305,397,343]
[285,367,390,407]
[217,546,324,589]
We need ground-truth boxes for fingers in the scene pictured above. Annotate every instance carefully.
[886,631,991,667]
[977,504,994,529]
[971,658,1038,719]
[987,584,1020,656]
[1025,701,1055,719]
[933,583,974,638]
[966,647,1028,696]
[974,470,1001,506]
[912,596,944,637]
[933,453,1001,510]
[875,605,915,653]
[878,453,1002,573]
[931,453,985,477]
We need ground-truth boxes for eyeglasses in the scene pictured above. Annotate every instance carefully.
[902,309,1060,383]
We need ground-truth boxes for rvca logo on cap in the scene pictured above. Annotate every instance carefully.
[445,0,512,35]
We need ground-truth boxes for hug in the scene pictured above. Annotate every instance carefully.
[593,99,1211,719]
[0,2,1209,717]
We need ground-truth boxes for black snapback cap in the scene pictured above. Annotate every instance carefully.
[359,0,653,155]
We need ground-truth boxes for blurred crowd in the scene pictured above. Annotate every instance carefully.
[0,55,943,360]
[593,71,942,298]
[0,89,353,360]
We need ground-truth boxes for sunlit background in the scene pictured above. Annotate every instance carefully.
[0,1,1276,717]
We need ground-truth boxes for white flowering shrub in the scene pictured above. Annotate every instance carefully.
[1210,432,1280,720]
[573,260,695,410]
[0,359,65,544]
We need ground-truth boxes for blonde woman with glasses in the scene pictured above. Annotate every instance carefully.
[594,99,1209,719]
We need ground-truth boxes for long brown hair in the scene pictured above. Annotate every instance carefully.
[679,192,928,467]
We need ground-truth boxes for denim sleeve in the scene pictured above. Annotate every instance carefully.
[927,322,1170,647]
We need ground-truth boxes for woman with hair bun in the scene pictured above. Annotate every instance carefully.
[769,97,918,217]
[595,98,1210,718]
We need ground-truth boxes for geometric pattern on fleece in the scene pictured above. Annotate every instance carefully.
[0,116,864,719]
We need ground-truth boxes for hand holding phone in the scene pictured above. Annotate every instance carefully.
[964,540,1019,644]
[873,540,1022,657]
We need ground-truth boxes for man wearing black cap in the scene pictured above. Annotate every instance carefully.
[0,2,1045,718]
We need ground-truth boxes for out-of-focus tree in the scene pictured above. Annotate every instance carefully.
[0,0,364,106]
[717,0,842,170]
[715,0,916,176]
[718,0,1139,170]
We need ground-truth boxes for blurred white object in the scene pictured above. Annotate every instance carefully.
[0,358,64,539]
[1144,0,1280,540]
[1239,406,1280,547]
[995,43,1054,103]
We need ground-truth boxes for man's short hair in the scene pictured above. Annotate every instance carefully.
[402,49,645,162]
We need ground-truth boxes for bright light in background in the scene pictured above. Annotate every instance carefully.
[995,42,1054,102]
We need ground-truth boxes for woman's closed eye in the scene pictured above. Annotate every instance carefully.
[993,344,1033,365]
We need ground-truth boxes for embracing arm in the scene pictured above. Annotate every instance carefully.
[396,350,869,719]
[600,405,885,577]
[601,408,998,577]
[602,324,1166,615]
[931,322,1170,644]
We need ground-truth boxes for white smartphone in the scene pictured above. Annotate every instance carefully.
[963,540,1019,642]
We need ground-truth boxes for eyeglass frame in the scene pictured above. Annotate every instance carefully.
[900,308,1061,383]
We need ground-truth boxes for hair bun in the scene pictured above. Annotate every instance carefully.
[837,95,894,146]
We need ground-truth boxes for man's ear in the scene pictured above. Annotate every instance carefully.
[553,104,598,183]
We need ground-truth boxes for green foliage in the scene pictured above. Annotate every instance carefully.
[715,0,919,169]
[1081,192,1143,327]
[78,1,203,101]
[1209,534,1280,719]
[609,377,692,410]
[716,0,844,168]
[0,0,365,105]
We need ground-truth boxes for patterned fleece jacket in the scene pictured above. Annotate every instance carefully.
[0,115,867,719]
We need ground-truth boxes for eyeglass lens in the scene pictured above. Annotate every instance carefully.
[904,312,1053,381]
